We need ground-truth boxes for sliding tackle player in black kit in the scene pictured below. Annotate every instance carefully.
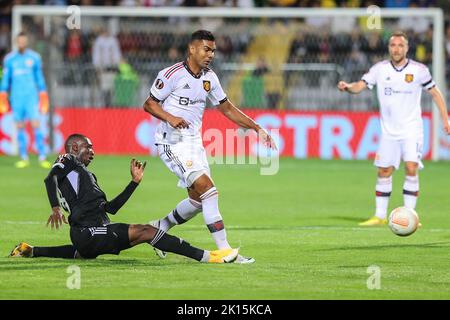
[10,133,239,263]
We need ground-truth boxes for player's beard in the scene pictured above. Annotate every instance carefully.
[391,54,406,66]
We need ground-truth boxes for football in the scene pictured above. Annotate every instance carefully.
[388,207,420,237]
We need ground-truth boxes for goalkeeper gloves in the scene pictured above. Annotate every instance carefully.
[39,91,49,114]
[0,92,9,114]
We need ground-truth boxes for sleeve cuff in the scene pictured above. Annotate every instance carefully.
[150,93,161,103]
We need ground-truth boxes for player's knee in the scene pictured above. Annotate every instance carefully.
[190,173,214,194]
[130,224,157,243]
[405,165,418,176]
[142,224,158,241]
[378,167,393,177]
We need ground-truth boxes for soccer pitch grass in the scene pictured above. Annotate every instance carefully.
[1,155,450,300]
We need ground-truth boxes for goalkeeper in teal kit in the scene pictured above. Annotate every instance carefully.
[0,32,51,168]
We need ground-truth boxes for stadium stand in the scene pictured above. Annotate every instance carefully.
[0,0,449,110]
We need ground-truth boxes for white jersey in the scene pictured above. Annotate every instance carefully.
[361,59,435,140]
[149,61,227,144]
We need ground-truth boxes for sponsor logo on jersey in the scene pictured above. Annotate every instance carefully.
[179,97,206,105]
[179,97,189,105]
[189,99,206,105]
[183,83,191,89]
[25,59,34,67]
[155,79,164,89]
[405,74,414,83]
[384,87,392,95]
[203,80,211,92]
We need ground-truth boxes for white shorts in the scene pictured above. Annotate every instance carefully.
[374,136,424,170]
[157,141,211,188]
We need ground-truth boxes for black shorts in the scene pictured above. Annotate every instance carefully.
[70,223,131,259]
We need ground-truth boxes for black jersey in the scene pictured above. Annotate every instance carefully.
[44,154,138,227]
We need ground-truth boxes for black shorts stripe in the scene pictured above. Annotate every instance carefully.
[165,145,185,173]
[164,145,186,173]
[70,223,130,259]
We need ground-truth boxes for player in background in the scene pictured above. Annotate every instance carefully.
[338,31,450,226]
[10,133,239,264]
[143,30,277,264]
[0,32,51,169]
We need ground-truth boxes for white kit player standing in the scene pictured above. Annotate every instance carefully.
[338,31,450,226]
[143,30,277,263]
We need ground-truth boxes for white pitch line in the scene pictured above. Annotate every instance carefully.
[2,221,43,225]
[2,221,448,232]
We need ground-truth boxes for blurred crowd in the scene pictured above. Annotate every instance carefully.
[0,0,449,108]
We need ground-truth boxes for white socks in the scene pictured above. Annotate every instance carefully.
[154,188,232,250]
[403,175,419,209]
[374,175,419,219]
[375,176,392,219]
[200,187,231,250]
[201,251,210,263]
[157,198,202,232]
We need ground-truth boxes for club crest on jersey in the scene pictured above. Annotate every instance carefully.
[405,74,414,83]
[203,80,211,92]
[155,79,164,89]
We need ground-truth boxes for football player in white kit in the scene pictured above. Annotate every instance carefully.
[338,31,450,226]
[143,30,276,263]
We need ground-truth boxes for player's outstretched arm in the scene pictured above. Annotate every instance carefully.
[218,100,277,149]
[130,158,147,184]
[428,86,450,134]
[103,159,146,215]
[143,97,190,129]
[337,80,367,94]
